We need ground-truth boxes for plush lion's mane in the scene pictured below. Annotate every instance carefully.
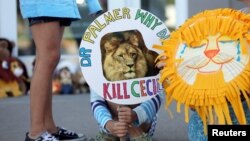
[154,8,250,133]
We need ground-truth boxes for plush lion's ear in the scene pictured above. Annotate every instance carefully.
[0,38,14,55]
[0,40,8,48]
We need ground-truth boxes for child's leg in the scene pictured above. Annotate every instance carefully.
[129,133,152,141]
[230,101,250,124]
[188,112,208,141]
[129,123,152,141]
[29,21,62,137]
[188,101,250,141]
[94,131,119,141]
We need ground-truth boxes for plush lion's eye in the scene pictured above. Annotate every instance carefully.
[192,43,206,48]
[12,63,18,68]
[218,36,235,44]
[219,40,234,44]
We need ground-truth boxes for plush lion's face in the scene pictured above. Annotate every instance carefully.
[156,8,250,128]
[163,9,250,88]
[103,41,147,81]
[10,60,25,78]
[176,34,250,85]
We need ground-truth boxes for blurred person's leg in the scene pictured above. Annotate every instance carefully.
[128,122,152,141]
[188,112,207,141]
[29,21,63,137]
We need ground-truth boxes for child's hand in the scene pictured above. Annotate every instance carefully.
[117,106,137,124]
[105,120,128,137]
[156,55,167,70]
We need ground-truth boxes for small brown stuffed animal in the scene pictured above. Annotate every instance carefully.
[58,67,74,94]
[0,58,30,98]
[72,70,89,94]
[0,38,30,98]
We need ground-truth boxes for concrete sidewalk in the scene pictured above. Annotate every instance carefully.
[0,94,188,141]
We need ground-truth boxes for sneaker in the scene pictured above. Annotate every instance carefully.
[52,126,88,141]
[25,131,59,141]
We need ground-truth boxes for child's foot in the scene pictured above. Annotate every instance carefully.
[130,133,153,141]
[25,131,59,141]
[93,132,119,141]
[52,126,88,141]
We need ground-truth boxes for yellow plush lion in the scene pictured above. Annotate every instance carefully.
[155,8,250,131]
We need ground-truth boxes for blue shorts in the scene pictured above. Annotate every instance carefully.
[28,16,73,27]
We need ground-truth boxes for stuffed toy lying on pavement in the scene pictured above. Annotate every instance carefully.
[0,58,30,98]
[58,67,74,94]
[55,60,90,94]
[0,38,30,98]
[72,70,89,94]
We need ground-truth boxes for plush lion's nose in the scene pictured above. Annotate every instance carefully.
[204,49,219,59]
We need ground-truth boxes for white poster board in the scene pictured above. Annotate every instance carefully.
[79,7,169,104]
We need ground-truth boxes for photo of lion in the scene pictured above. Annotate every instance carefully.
[100,30,159,81]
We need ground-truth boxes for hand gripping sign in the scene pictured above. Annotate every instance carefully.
[79,7,169,105]
[155,8,250,132]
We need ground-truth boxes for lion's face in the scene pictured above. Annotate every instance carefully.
[176,34,250,85]
[103,41,147,81]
